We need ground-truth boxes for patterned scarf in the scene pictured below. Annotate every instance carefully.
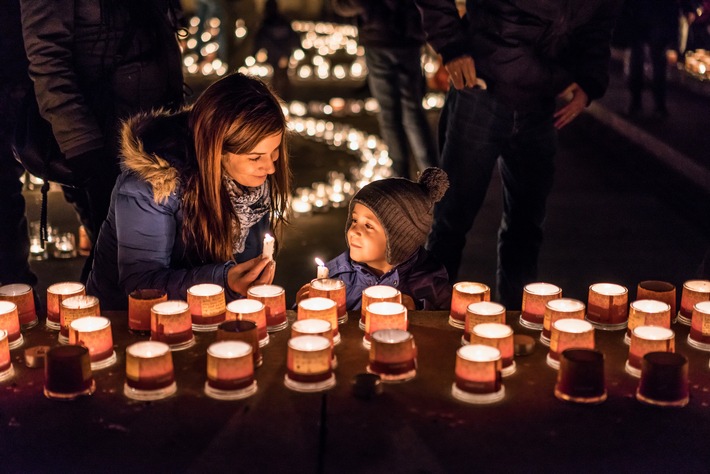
[223,176,271,254]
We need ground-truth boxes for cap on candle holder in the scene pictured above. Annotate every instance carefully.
[43,345,95,400]
[636,352,689,407]
[554,349,606,404]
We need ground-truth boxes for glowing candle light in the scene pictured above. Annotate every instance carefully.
[315,257,329,279]
[262,233,275,261]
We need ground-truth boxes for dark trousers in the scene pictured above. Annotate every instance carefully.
[629,33,669,111]
[365,46,437,178]
[427,87,557,308]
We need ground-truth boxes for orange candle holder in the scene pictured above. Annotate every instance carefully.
[367,329,417,382]
[217,320,262,367]
[298,297,341,344]
[0,283,38,329]
[449,282,491,329]
[547,319,595,369]
[46,282,85,330]
[554,349,607,404]
[247,284,288,332]
[226,299,269,347]
[0,330,14,382]
[68,316,117,370]
[0,301,23,350]
[470,323,516,377]
[452,344,504,404]
[586,283,628,330]
[688,301,710,351]
[626,326,675,378]
[541,298,586,346]
[150,300,195,351]
[292,319,337,368]
[360,285,401,331]
[363,302,407,349]
[521,282,562,330]
[309,278,347,324]
[636,280,676,323]
[285,335,335,392]
[678,279,710,325]
[128,289,167,335]
[59,295,100,344]
[204,341,257,400]
[124,341,176,401]
[625,299,671,345]
[187,283,226,331]
[463,301,506,346]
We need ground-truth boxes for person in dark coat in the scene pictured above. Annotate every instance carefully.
[332,0,438,179]
[20,0,185,281]
[415,0,622,308]
[298,168,452,311]
[86,74,290,310]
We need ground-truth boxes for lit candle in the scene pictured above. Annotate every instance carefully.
[625,299,671,344]
[360,285,401,331]
[586,283,629,330]
[0,301,23,350]
[247,284,288,332]
[541,298,586,346]
[226,299,269,347]
[205,341,257,400]
[470,323,516,377]
[124,341,177,400]
[463,301,506,345]
[521,282,562,330]
[298,297,340,344]
[262,233,275,261]
[636,281,676,322]
[688,301,710,351]
[0,283,38,329]
[187,283,226,331]
[128,289,167,335]
[449,282,491,329]
[292,319,337,368]
[47,282,85,330]
[68,316,116,370]
[150,300,195,351]
[217,320,262,367]
[363,302,407,349]
[285,335,335,392]
[452,344,504,404]
[0,330,13,382]
[59,295,100,344]
[626,326,675,377]
[367,329,417,382]
[315,257,329,279]
[309,278,347,324]
[547,319,595,369]
[678,280,710,325]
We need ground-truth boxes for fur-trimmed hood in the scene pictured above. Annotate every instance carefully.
[120,108,195,203]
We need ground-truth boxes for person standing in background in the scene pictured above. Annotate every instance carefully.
[20,0,185,282]
[332,0,438,178]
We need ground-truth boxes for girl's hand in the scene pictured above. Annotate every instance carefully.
[295,283,311,304]
[402,294,416,310]
[227,256,274,296]
[554,82,588,129]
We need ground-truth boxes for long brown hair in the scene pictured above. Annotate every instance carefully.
[183,73,291,262]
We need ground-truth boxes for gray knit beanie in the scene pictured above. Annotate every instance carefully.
[346,167,449,265]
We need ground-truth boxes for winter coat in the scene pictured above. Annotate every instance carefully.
[20,0,184,159]
[415,0,623,109]
[332,0,426,48]
[86,110,270,310]
[326,247,452,311]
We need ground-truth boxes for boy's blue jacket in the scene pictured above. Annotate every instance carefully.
[326,247,452,311]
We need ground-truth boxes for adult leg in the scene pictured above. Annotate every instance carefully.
[497,109,557,308]
[427,88,507,281]
[648,33,669,116]
[628,38,645,114]
[365,47,409,177]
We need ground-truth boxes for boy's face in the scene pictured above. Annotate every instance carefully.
[347,203,390,274]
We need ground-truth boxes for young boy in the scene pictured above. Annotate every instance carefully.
[303,167,452,310]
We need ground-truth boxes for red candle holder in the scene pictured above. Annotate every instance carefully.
[625,300,671,345]
[586,283,629,331]
[226,299,269,347]
[688,301,710,351]
[541,298,586,346]
[298,297,341,344]
[217,320,262,367]
[309,278,347,324]
[247,284,288,332]
[452,344,504,404]
[625,326,675,378]
[363,302,407,349]
[463,301,506,346]
[547,319,595,369]
[0,330,14,382]
[636,280,676,323]
[678,279,710,325]
[128,289,167,335]
[59,295,100,344]
[360,285,401,331]
[205,341,257,400]
[367,329,417,382]
[46,282,85,330]
[449,282,491,329]
[187,283,226,331]
[0,301,23,350]
[285,335,335,392]
[554,349,606,404]
[520,283,562,330]
[470,323,516,377]
[636,352,689,407]
[124,341,176,401]
[68,316,117,370]
[150,300,195,351]
[0,283,38,329]
[44,345,95,400]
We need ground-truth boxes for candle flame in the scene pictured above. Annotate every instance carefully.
[315,257,325,267]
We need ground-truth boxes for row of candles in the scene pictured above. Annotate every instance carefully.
[179,15,248,77]
[683,49,710,80]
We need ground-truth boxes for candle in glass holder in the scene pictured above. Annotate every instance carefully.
[625,299,671,345]
[0,301,23,349]
[360,285,401,330]
[547,319,595,369]
[625,326,675,377]
[68,316,116,370]
[262,233,275,260]
[187,283,226,331]
[586,283,629,330]
[247,284,288,332]
[128,289,167,335]
[284,335,335,392]
[315,257,329,279]
[298,297,340,344]
[0,283,38,329]
[59,295,100,344]
[52,232,77,259]
[309,278,347,324]
[521,282,562,330]
[217,320,262,367]
[449,282,491,329]
[0,330,14,382]
[124,341,177,400]
[43,345,95,400]
[554,349,607,404]
[292,319,337,368]
[636,280,676,323]
[470,323,516,376]
[150,300,195,351]
[367,329,417,382]
[204,341,257,400]
[451,344,504,404]
[47,282,85,330]
[688,301,710,351]
[363,302,407,349]
[541,299,586,346]
[636,352,689,407]
[463,301,506,346]
[678,279,710,325]
[226,299,269,347]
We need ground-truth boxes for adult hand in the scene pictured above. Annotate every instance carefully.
[227,256,274,296]
[554,82,588,129]
[445,55,477,90]
[401,294,416,311]
[295,283,310,304]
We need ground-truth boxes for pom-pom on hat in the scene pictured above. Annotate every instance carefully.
[346,167,449,265]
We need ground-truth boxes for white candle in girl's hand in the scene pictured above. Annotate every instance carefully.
[315,257,329,279]
[262,233,275,261]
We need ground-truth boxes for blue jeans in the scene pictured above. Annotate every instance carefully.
[427,87,557,308]
[365,46,437,177]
